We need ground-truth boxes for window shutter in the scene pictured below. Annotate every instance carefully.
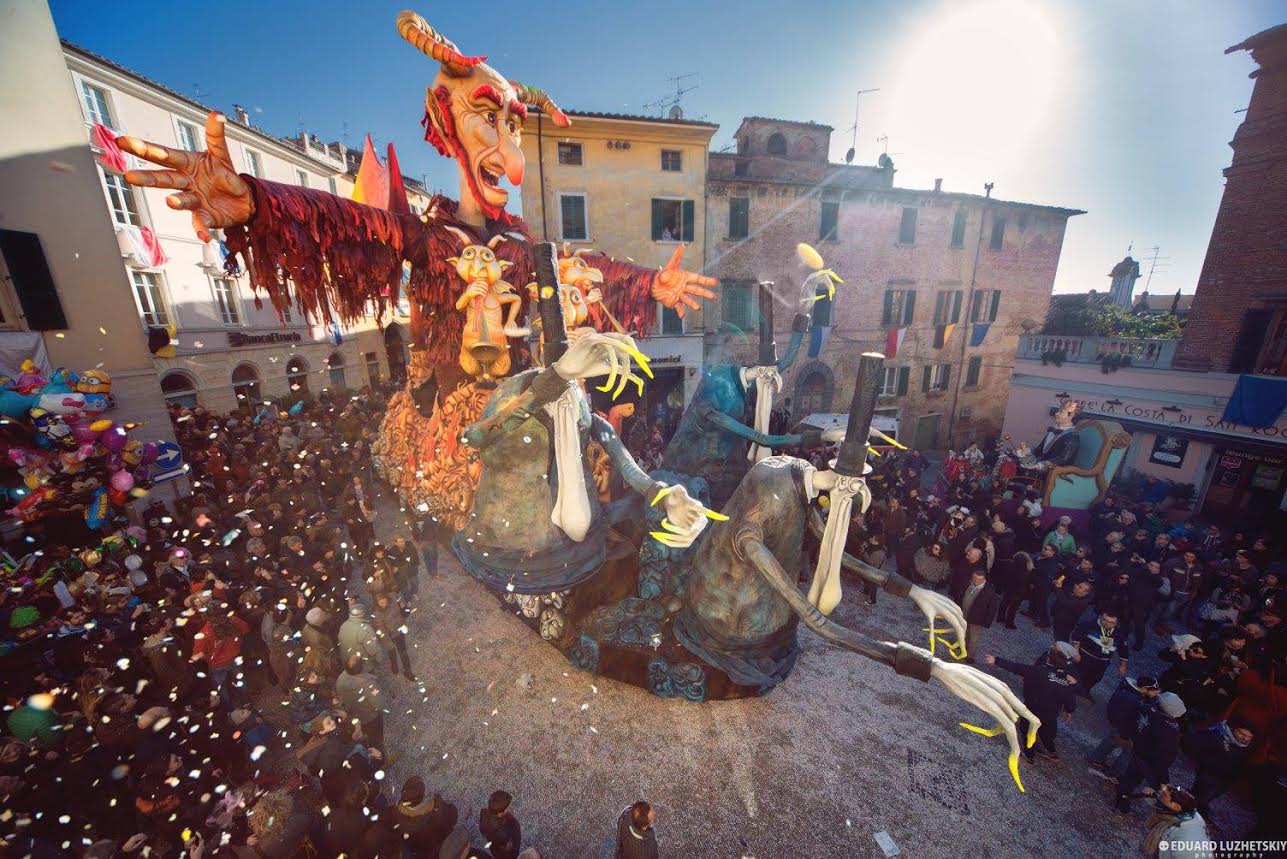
[934,292,945,324]
[922,366,931,393]
[989,290,1001,321]
[897,366,910,396]
[882,290,895,326]
[951,291,962,323]
[0,229,68,330]
[651,199,664,241]
[681,200,695,242]
[942,364,951,389]
[904,290,916,324]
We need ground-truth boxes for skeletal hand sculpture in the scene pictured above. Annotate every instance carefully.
[551,331,653,400]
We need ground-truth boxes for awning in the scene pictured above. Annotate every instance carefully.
[1083,411,1287,457]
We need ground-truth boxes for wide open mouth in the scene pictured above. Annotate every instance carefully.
[479,163,504,189]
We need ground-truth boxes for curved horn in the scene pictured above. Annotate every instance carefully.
[510,80,570,127]
[396,10,486,77]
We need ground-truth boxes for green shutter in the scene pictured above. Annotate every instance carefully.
[922,366,931,393]
[989,290,1001,321]
[897,366,910,396]
[904,290,916,325]
[942,364,951,389]
[934,291,945,324]
[682,200,695,242]
[651,199,664,241]
[951,291,962,323]
[882,290,895,325]
[966,356,982,387]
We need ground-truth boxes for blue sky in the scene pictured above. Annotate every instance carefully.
[50,0,1283,295]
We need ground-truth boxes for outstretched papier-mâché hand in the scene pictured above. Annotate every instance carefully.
[551,332,653,400]
[649,484,726,549]
[118,111,253,243]
[651,244,718,319]
[926,651,1041,793]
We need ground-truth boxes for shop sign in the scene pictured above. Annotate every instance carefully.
[1071,395,1287,442]
[228,331,303,348]
[1148,433,1188,468]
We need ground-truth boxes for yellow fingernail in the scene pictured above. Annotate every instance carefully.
[1009,753,1025,793]
[958,722,1004,738]
[1027,728,1038,749]
[596,380,613,393]
[661,518,682,534]
[632,376,645,397]
[704,509,729,521]
[614,372,628,399]
[650,486,673,506]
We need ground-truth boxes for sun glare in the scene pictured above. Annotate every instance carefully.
[888,0,1059,182]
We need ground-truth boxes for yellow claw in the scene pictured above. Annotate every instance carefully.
[825,269,844,284]
[596,377,615,393]
[649,531,685,547]
[633,349,655,379]
[1026,723,1038,749]
[632,375,645,397]
[704,509,730,521]
[650,486,674,507]
[660,518,683,534]
[959,722,1006,738]
[871,429,907,450]
[614,367,629,400]
[1009,752,1026,793]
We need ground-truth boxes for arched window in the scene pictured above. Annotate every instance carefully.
[286,356,309,395]
[231,362,261,409]
[159,370,199,408]
[326,351,346,389]
[765,132,787,157]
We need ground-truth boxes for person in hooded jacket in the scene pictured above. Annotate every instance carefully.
[392,776,458,858]
[479,790,522,859]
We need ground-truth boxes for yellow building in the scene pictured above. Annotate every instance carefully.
[518,110,717,409]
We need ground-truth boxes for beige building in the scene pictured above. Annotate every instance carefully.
[0,0,184,505]
[61,42,429,414]
[519,110,718,408]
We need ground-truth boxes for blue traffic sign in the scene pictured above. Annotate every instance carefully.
[154,441,182,471]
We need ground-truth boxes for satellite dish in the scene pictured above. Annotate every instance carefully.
[668,104,683,120]
[844,147,855,164]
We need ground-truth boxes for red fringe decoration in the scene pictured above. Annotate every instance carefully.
[577,252,657,337]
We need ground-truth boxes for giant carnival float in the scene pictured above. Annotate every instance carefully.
[112,9,1043,791]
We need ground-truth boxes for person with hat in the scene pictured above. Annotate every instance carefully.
[338,601,384,667]
[984,642,1079,761]
[1088,674,1161,779]
[1116,691,1186,814]
[1142,784,1210,858]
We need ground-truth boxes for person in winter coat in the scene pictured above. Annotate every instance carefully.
[479,790,522,859]
[372,592,415,681]
[894,527,920,581]
[391,777,458,858]
[956,568,999,662]
[985,642,1078,760]
[337,602,383,667]
[265,606,296,690]
[1043,522,1077,556]
[1182,720,1254,814]
[299,606,341,686]
[913,542,950,589]
[1088,675,1161,779]
[857,535,887,606]
[996,552,1034,629]
[1142,785,1210,859]
[1051,579,1093,643]
[1071,610,1129,700]
[1028,544,1063,628]
[615,801,659,859]
[391,533,422,601]
[190,611,250,708]
[990,518,1017,566]
[368,544,401,601]
[1126,561,1169,651]
[334,655,385,752]
[1117,692,1186,813]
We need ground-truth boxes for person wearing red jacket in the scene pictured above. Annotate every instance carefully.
[190,610,250,708]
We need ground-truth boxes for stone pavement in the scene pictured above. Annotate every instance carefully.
[364,502,1248,858]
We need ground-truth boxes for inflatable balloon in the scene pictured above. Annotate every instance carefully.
[101,426,127,452]
[36,393,86,414]
[109,470,134,492]
[81,394,112,414]
[76,370,111,395]
[0,390,36,419]
[45,368,77,394]
[72,424,98,445]
[140,442,159,465]
[14,361,46,395]
[89,419,113,434]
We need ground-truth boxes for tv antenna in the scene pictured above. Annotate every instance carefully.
[644,73,699,118]
[844,88,879,164]
[1142,245,1171,292]
[192,82,209,104]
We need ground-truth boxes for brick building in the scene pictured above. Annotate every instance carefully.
[1174,23,1287,374]
[705,117,1082,451]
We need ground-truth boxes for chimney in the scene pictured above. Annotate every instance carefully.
[933,178,943,192]
[232,104,250,125]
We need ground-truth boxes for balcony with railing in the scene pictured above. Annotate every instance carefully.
[1018,334,1179,369]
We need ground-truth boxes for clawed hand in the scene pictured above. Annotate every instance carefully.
[551,332,654,400]
[648,484,727,548]
[927,652,1041,793]
[910,585,968,657]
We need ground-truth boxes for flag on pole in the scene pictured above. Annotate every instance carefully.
[934,323,957,348]
[970,323,990,347]
[885,326,907,360]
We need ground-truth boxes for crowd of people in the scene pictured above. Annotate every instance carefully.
[0,384,662,858]
[850,436,1285,853]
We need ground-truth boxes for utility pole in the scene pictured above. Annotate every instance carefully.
[844,88,879,164]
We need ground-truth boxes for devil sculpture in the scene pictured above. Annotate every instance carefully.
[116,9,717,529]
